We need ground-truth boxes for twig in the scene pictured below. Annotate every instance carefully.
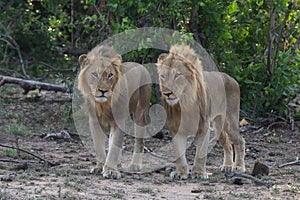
[263,131,273,137]
[266,112,289,123]
[290,35,300,58]
[227,172,274,187]
[0,143,57,167]
[267,7,275,74]
[279,157,300,168]
[0,23,29,79]
[0,68,26,78]
[39,61,74,72]
[271,0,293,73]
[143,146,168,160]
[252,127,264,134]
[267,121,289,131]
[50,45,87,55]
[288,108,295,131]
[0,158,38,164]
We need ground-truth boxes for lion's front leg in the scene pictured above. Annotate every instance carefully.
[89,114,107,174]
[192,129,210,179]
[170,133,189,180]
[103,126,123,179]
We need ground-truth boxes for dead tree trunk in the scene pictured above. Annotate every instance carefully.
[0,75,68,94]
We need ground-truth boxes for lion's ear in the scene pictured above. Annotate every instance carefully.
[78,54,88,69]
[192,56,199,65]
[157,53,168,64]
[111,55,122,67]
[183,60,197,73]
[184,55,200,69]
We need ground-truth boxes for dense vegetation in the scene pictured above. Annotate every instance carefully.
[0,0,299,119]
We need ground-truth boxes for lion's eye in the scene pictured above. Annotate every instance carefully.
[174,73,181,79]
[160,75,165,80]
[91,72,98,79]
[108,73,114,80]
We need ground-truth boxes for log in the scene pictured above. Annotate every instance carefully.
[0,75,68,94]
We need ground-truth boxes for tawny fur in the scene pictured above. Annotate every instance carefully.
[157,44,245,179]
[78,45,151,179]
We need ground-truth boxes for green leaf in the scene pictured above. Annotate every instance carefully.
[227,1,238,15]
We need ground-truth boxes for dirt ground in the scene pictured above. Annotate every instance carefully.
[0,85,299,200]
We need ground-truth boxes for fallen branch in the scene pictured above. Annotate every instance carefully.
[279,157,300,168]
[42,129,75,142]
[0,75,68,94]
[227,171,274,187]
[0,143,57,167]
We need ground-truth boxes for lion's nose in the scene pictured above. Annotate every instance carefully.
[98,88,108,94]
[163,91,173,97]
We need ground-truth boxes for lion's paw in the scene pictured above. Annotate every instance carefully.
[232,164,246,172]
[102,165,121,179]
[191,171,209,180]
[191,167,209,179]
[90,163,104,174]
[170,166,189,180]
[170,171,189,180]
[220,165,233,173]
[129,162,142,172]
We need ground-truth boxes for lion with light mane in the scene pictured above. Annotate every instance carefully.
[78,45,151,179]
[157,44,245,179]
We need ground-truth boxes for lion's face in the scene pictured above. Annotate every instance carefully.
[89,61,117,103]
[78,54,121,103]
[157,54,196,106]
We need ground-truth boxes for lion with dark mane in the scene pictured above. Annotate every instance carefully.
[157,44,245,179]
[78,45,151,179]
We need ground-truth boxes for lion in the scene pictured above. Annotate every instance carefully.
[157,44,245,179]
[78,45,151,179]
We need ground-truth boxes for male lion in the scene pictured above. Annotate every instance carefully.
[78,45,151,179]
[157,44,245,179]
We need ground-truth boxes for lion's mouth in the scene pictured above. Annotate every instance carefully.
[95,96,108,103]
[166,98,180,106]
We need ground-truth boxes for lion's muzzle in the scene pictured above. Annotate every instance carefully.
[95,88,110,103]
[162,90,180,106]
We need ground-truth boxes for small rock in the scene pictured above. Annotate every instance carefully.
[14,162,28,171]
[252,161,269,178]
[0,173,16,182]
[231,177,244,185]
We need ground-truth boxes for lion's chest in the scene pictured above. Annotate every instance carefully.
[165,102,204,135]
[93,103,116,128]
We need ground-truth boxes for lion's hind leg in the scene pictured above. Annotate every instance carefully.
[219,130,234,172]
[129,126,145,171]
[226,119,246,172]
[129,105,149,172]
[212,116,234,172]
[232,135,246,172]
[223,74,246,172]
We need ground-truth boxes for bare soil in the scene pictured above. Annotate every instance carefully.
[0,85,299,200]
